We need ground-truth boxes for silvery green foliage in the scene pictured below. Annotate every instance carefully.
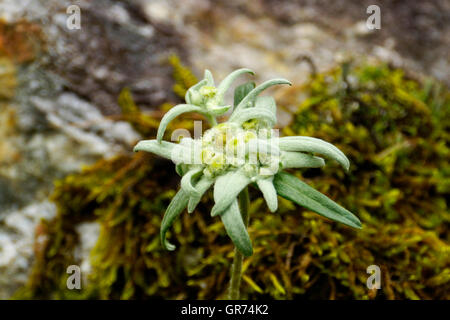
[134,69,361,257]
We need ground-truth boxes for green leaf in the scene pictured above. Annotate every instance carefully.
[180,167,204,195]
[211,170,251,217]
[234,81,256,108]
[175,163,189,177]
[187,176,214,213]
[255,96,276,115]
[277,136,350,170]
[157,104,203,143]
[217,68,254,102]
[133,140,188,163]
[231,78,291,115]
[207,104,231,116]
[256,178,278,212]
[204,69,215,86]
[273,172,362,229]
[160,189,189,251]
[220,199,253,257]
[280,152,325,169]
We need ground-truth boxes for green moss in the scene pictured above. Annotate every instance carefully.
[117,87,161,137]
[0,57,17,100]
[15,62,449,300]
[168,54,199,99]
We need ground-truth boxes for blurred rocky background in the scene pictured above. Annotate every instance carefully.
[0,0,448,299]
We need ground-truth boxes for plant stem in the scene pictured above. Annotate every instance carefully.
[228,187,250,300]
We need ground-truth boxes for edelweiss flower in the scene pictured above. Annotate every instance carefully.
[134,69,361,257]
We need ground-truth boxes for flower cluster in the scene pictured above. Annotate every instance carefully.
[134,69,361,256]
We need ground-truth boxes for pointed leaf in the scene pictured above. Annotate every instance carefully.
[160,189,189,251]
[234,81,256,108]
[181,167,204,195]
[205,114,218,127]
[255,96,276,115]
[175,163,189,177]
[232,78,291,115]
[188,176,214,213]
[273,172,361,229]
[217,68,254,102]
[277,136,350,170]
[207,104,231,116]
[133,140,189,163]
[256,178,278,212]
[280,151,325,169]
[157,104,203,142]
[204,69,215,86]
[211,170,251,217]
[220,199,253,257]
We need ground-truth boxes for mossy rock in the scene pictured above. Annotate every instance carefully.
[15,62,449,300]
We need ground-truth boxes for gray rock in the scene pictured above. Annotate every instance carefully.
[41,0,184,114]
[0,201,56,299]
